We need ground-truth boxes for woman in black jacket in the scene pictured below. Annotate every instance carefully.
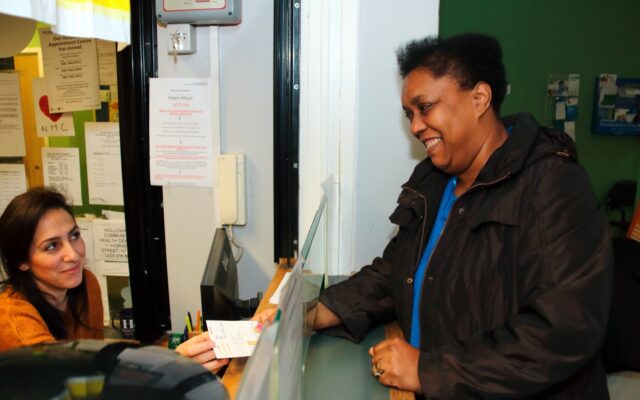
[313,33,613,399]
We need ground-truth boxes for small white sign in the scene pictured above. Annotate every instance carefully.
[92,219,128,263]
[0,72,25,156]
[32,78,75,137]
[42,147,83,206]
[39,28,101,113]
[0,164,27,215]
[85,122,124,205]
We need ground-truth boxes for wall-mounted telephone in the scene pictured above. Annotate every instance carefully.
[218,154,246,225]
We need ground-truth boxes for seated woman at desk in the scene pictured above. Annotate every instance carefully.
[0,187,104,350]
[0,187,229,373]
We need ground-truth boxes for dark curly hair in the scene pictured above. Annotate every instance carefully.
[396,33,508,113]
[0,186,89,339]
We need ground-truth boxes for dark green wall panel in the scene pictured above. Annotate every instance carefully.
[440,0,640,202]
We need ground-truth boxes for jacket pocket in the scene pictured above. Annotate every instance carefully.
[466,182,523,231]
[389,188,424,230]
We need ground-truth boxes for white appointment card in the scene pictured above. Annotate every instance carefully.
[207,320,261,359]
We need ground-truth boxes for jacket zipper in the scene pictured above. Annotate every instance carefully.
[411,171,512,346]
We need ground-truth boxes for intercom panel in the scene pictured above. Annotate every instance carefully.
[156,0,242,25]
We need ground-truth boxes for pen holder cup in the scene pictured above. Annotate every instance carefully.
[111,307,135,339]
[167,331,202,350]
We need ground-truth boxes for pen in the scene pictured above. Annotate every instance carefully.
[186,315,192,333]
[187,311,193,331]
[182,325,188,343]
[196,310,201,333]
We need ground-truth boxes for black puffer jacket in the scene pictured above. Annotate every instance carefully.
[320,113,613,399]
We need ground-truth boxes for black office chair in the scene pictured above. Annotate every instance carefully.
[602,237,640,373]
[606,180,638,236]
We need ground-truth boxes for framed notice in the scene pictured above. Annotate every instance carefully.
[593,74,640,136]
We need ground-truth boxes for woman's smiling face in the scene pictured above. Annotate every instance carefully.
[19,208,85,301]
[401,68,486,177]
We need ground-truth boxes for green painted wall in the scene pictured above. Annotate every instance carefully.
[440,0,640,203]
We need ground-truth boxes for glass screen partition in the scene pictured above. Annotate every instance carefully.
[236,193,329,400]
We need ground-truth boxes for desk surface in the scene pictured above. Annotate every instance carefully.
[304,325,415,400]
[221,266,414,400]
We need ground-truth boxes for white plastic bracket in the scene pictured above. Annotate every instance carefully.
[167,23,196,63]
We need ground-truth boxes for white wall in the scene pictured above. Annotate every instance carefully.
[299,0,439,274]
[157,1,274,330]
[350,1,439,270]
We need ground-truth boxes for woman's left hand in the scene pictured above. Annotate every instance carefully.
[369,338,422,392]
[175,332,229,373]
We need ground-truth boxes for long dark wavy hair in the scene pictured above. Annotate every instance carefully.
[0,187,89,339]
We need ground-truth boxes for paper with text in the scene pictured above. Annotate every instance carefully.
[96,40,117,86]
[32,78,75,137]
[0,164,27,215]
[92,219,128,263]
[149,78,214,187]
[39,28,100,113]
[42,147,83,206]
[207,320,261,359]
[0,72,25,156]
[85,122,124,205]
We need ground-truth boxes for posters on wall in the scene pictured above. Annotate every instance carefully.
[39,28,101,113]
[42,147,83,206]
[32,77,75,137]
[0,164,28,215]
[547,73,580,140]
[0,72,25,156]
[593,74,640,135]
[148,78,214,187]
[85,122,124,205]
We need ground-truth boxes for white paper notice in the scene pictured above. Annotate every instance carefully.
[42,147,83,206]
[96,40,118,86]
[149,78,214,187]
[564,121,576,141]
[85,122,124,205]
[76,218,96,267]
[555,101,566,120]
[92,219,128,263]
[269,271,292,305]
[0,164,27,215]
[39,28,101,113]
[0,72,25,156]
[32,78,75,137]
[96,260,129,277]
[208,320,261,359]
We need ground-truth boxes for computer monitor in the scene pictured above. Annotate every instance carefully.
[200,228,261,328]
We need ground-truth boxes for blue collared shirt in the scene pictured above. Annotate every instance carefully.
[409,176,458,348]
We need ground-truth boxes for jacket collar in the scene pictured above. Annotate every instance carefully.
[404,112,576,190]
[473,112,577,184]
